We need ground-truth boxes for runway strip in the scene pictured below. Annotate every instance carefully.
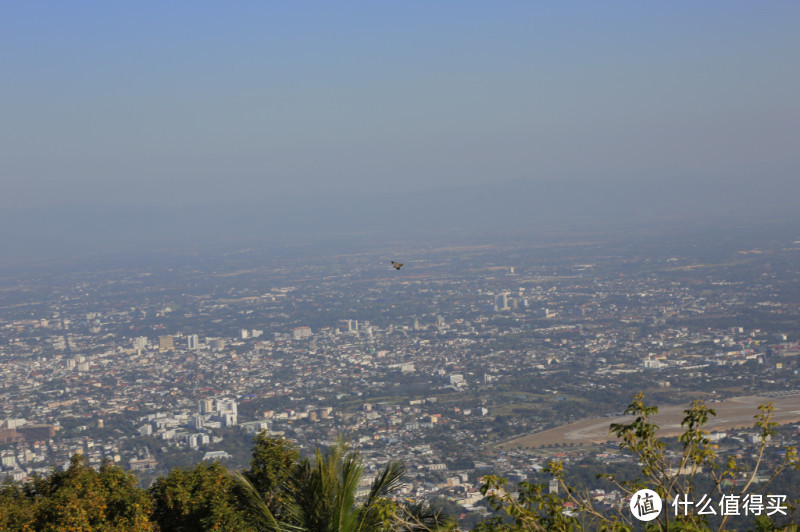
[498,394,800,449]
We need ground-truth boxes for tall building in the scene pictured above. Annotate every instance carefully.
[198,398,215,414]
[188,433,206,449]
[216,398,237,416]
[187,334,199,349]
[338,319,358,332]
[210,338,225,351]
[158,335,174,352]
[132,337,148,350]
[217,398,238,426]
[494,293,509,312]
[293,326,312,340]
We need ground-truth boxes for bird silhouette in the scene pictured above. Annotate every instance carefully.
[391,261,403,270]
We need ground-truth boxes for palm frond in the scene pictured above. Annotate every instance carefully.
[335,451,363,531]
[395,500,458,531]
[231,471,304,532]
[351,460,406,532]
[366,461,406,505]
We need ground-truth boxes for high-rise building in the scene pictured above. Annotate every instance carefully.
[293,326,312,340]
[133,337,148,350]
[198,398,215,414]
[158,335,174,352]
[217,398,238,426]
[187,334,199,349]
[494,293,509,312]
[210,338,225,351]
[338,320,358,332]
[221,412,237,427]
[217,398,237,416]
[188,433,209,449]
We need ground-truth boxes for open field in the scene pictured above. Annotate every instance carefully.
[498,393,800,449]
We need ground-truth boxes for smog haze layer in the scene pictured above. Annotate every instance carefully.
[2,2,799,259]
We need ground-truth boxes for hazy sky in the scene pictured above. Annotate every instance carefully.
[2,2,798,208]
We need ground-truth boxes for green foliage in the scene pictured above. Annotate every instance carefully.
[476,394,800,532]
[0,478,37,531]
[0,454,155,531]
[149,460,254,531]
[245,432,301,515]
[289,441,365,531]
[0,434,455,531]
[474,474,583,532]
[235,438,456,532]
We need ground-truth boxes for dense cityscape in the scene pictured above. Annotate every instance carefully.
[2,221,800,527]
[3,0,798,528]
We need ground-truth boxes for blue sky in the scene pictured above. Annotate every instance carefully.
[2,2,798,208]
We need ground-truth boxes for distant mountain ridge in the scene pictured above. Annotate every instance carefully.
[1,176,797,259]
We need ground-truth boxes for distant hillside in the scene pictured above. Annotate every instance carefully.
[1,176,798,260]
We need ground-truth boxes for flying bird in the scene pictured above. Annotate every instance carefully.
[391,261,403,270]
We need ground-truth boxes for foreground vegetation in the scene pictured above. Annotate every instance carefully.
[0,434,454,531]
[1,394,799,530]
[477,395,800,531]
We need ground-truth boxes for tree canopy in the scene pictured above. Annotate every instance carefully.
[0,436,453,531]
[0,454,155,531]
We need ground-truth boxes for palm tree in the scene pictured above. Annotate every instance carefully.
[233,440,455,532]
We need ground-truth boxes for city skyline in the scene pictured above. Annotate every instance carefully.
[1,221,800,527]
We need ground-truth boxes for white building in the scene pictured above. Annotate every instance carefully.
[188,433,209,449]
[494,293,509,311]
[293,327,312,339]
[202,451,232,461]
[133,337,148,350]
[217,398,238,426]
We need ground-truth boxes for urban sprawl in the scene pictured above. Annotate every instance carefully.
[2,226,800,524]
